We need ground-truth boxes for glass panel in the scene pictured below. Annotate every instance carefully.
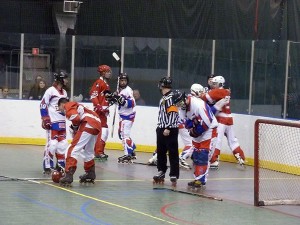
[214,40,252,114]
[172,39,212,92]
[75,36,121,102]
[124,37,169,106]
[0,32,21,99]
[252,40,286,118]
[23,33,72,100]
[286,41,300,119]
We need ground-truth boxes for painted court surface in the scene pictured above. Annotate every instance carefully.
[0,144,299,225]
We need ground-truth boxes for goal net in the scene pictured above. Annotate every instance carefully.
[254,119,300,206]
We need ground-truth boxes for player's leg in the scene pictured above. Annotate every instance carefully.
[56,131,68,171]
[226,125,246,166]
[167,128,179,184]
[210,123,225,169]
[179,127,193,169]
[94,126,109,160]
[118,120,136,163]
[60,130,89,185]
[189,148,209,189]
[94,115,109,160]
[154,128,168,183]
[43,130,54,175]
[80,134,97,183]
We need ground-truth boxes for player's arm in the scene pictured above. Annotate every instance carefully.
[40,90,51,130]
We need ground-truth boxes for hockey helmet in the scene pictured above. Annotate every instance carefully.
[118,72,129,88]
[97,65,111,74]
[53,71,68,84]
[207,74,215,80]
[190,83,204,97]
[158,76,172,89]
[211,75,225,88]
[172,89,186,106]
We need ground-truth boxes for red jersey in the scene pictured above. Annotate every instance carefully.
[202,88,233,125]
[64,102,101,133]
[89,77,110,108]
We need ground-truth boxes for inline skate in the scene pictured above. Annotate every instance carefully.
[179,157,192,170]
[170,176,177,188]
[187,180,206,191]
[118,155,133,164]
[153,171,165,184]
[94,153,108,162]
[59,167,76,187]
[79,165,96,184]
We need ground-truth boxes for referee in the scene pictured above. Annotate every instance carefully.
[153,76,179,184]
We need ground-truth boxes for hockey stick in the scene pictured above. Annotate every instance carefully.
[153,186,223,201]
[110,52,121,138]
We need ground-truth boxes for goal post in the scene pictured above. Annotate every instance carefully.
[254,119,300,206]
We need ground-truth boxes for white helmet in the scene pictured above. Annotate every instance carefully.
[211,76,225,88]
[190,83,204,97]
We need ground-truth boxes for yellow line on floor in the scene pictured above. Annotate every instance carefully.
[40,181,178,225]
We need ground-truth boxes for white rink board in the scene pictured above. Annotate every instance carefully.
[0,99,296,160]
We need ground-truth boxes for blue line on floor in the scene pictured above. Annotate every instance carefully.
[14,193,103,225]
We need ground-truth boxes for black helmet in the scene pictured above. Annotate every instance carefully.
[54,71,68,84]
[172,89,186,105]
[207,74,215,80]
[158,76,172,89]
[118,72,129,88]
[118,73,129,82]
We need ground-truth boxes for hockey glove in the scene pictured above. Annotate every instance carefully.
[103,90,113,99]
[185,119,193,129]
[69,124,79,137]
[95,104,104,113]
[115,95,126,106]
[42,116,51,130]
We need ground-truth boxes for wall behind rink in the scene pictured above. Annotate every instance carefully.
[0,99,290,166]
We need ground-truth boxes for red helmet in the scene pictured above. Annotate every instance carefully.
[97,65,111,74]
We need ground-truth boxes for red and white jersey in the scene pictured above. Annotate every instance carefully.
[186,96,218,146]
[40,85,68,124]
[118,86,136,120]
[64,102,101,132]
[89,76,110,108]
[201,88,233,125]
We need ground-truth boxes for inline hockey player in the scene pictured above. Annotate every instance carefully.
[90,65,112,161]
[105,73,137,163]
[57,98,102,186]
[200,75,246,169]
[40,71,68,175]
[173,90,218,189]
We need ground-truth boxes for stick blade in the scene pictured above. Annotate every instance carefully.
[112,52,120,61]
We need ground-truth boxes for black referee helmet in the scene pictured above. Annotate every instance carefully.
[158,76,172,89]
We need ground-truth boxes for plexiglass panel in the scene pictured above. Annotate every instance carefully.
[0,33,21,99]
[75,36,121,102]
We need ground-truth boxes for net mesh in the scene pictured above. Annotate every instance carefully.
[256,120,300,206]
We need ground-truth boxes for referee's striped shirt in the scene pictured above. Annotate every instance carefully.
[157,91,179,128]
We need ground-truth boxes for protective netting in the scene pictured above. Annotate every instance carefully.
[255,120,300,206]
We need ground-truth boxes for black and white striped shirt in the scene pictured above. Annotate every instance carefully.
[157,91,179,129]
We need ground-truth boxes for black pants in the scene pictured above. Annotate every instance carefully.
[156,127,179,179]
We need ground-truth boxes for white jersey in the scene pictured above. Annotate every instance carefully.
[186,95,218,144]
[118,86,136,120]
[40,85,68,130]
